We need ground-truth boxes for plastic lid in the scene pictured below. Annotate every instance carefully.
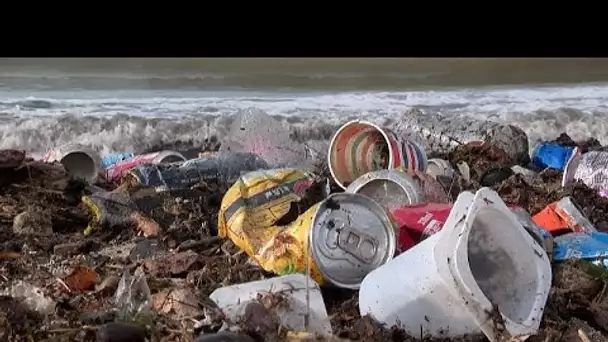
[309,193,396,289]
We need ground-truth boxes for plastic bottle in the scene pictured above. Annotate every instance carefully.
[393,108,530,164]
[129,152,269,191]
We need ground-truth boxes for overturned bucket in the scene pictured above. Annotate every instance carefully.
[328,120,427,190]
[359,188,551,341]
[43,143,102,183]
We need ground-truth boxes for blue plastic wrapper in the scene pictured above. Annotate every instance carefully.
[553,232,608,267]
[130,152,269,192]
[102,152,134,169]
[531,142,578,171]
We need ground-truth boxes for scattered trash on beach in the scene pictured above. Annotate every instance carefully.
[4,109,608,341]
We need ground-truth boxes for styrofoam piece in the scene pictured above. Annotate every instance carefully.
[359,188,551,341]
[209,274,332,337]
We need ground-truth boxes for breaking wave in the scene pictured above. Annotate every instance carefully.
[1,83,608,157]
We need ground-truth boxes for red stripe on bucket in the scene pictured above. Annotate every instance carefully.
[332,123,364,184]
[388,133,401,169]
[360,131,377,174]
[406,143,417,172]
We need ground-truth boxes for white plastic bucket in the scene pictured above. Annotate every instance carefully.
[359,187,551,341]
[42,143,102,183]
[209,274,332,337]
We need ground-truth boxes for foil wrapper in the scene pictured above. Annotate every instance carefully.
[565,151,608,197]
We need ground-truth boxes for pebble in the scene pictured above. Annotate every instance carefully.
[96,322,145,342]
[0,296,29,339]
[129,238,163,261]
[79,311,116,325]
[195,331,255,342]
[480,166,515,187]
[12,210,53,236]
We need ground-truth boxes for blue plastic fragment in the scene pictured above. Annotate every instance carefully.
[553,232,608,262]
[101,152,134,169]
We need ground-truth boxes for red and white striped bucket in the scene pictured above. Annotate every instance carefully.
[328,120,427,189]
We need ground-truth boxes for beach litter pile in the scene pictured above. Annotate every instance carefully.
[2,108,608,341]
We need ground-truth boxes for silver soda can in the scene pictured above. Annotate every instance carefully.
[393,107,530,164]
[345,169,425,211]
[309,193,396,289]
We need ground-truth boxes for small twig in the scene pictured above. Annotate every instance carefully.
[578,329,592,342]
[176,237,220,252]
[45,325,98,333]
[26,163,32,182]
[56,277,71,293]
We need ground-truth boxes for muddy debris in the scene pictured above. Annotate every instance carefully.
[96,322,146,342]
[552,132,608,153]
[448,141,513,183]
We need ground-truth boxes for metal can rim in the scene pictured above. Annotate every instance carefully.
[152,150,187,164]
[308,192,396,289]
[344,169,425,206]
[328,120,395,190]
[49,143,102,183]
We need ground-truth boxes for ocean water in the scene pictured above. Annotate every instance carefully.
[1,58,608,158]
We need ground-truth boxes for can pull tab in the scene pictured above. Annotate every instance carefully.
[333,222,378,263]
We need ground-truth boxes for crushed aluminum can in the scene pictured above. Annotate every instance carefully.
[309,192,397,289]
[105,150,186,182]
[562,151,608,198]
